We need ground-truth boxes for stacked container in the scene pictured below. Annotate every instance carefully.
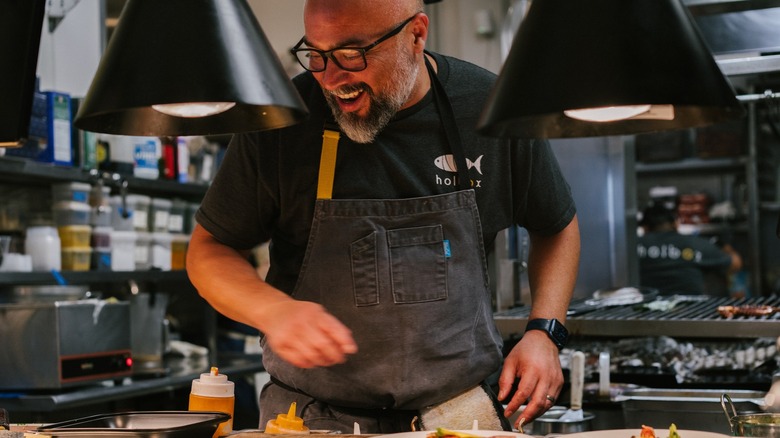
[51,182,92,271]
[89,183,112,271]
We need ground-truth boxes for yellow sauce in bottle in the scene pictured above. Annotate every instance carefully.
[189,366,235,437]
[265,401,310,434]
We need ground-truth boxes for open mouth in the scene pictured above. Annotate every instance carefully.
[329,85,368,113]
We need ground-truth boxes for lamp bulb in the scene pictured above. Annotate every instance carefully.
[152,102,236,118]
[564,105,652,123]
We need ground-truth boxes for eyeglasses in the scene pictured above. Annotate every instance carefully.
[291,14,418,73]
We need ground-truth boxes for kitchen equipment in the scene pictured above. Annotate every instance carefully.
[8,285,91,303]
[529,407,595,435]
[130,291,169,372]
[36,411,230,438]
[722,393,780,437]
[560,350,585,421]
[0,299,132,389]
[496,295,780,341]
[530,351,593,434]
[617,388,765,433]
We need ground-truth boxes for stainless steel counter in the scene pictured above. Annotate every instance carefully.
[0,353,262,413]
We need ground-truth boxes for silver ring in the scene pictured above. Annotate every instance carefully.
[545,394,556,403]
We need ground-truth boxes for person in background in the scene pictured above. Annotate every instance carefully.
[637,203,742,295]
[187,0,580,433]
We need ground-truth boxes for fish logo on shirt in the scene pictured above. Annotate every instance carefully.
[434,154,483,175]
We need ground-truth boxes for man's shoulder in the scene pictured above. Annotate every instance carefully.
[431,52,496,85]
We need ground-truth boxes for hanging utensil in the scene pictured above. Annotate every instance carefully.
[559,351,585,421]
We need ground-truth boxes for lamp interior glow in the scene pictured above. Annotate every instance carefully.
[152,102,237,118]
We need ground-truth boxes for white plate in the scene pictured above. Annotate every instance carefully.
[376,430,533,438]
[557,429,731,438]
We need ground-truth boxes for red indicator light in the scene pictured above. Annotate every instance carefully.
[126,357,133,368]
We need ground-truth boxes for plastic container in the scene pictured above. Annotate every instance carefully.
[150,232,173,271]
[61,247,91,271]
[91,226,112,249]
[168,199,187,233]
[90,184,113,227]
[91,247,111,271]
[264,401,309,434]
[149,198,172,232]
[89,184,111,207]
[185,202,200,234]
[58,224,91,248]
[189,367,234,438]
[51,182,91,204]
[52,201,91,226]
[25,226,61,272]
[135,231,152,270]
[111,230,137,271]
[171,234,189,270]
[110,195,134,231]
[127,194,151,232]
[91,204,113,227]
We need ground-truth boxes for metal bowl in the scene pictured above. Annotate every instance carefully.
[529,407,595,435]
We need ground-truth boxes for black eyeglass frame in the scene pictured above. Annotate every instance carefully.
[290,13,419,73]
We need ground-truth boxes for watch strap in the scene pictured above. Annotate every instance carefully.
[524,318,569,350]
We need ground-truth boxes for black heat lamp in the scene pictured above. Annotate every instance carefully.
[74,0,308,136]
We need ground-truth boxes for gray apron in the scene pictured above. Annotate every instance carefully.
[261,57,503,411]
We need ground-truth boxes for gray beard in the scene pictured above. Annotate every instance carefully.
[325,53,420,144]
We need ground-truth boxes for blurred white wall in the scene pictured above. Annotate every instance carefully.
[37,1,103,96]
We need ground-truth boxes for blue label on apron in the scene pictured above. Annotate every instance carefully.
[443,239,451,258]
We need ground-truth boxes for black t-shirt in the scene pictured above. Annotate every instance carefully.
[637,231,733,294]
[197,52,576,293]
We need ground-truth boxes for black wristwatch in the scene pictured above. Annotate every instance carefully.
[524,318,569,350]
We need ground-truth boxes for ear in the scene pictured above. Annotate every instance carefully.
[410,13,429,53]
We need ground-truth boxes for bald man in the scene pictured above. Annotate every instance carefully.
[187,0,579,432]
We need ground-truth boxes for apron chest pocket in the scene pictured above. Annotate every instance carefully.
[389,224,448,303]
[351,225,448,306]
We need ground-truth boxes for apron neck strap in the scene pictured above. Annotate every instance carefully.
[425,54,470,191]
[316,53,471,200]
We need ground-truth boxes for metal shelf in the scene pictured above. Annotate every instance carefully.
[635,156,748,174]
[0,156,208,201]
[0,270,189,286]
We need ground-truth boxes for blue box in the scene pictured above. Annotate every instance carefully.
[7,91,73,166]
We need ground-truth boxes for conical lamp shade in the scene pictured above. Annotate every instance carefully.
[74,0,308,136]
[477,0,745,139]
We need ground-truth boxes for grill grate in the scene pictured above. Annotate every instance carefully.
[494,295,780,339]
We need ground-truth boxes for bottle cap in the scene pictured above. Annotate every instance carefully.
[275,401,306,430]
[191,366,234,398]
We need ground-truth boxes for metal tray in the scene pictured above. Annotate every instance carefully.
[616,388,765,433]
[37,411,230,437]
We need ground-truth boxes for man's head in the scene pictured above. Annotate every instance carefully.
[640,204,677,232]
[299,0,429,143]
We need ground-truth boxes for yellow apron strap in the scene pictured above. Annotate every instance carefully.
[317,129,340,200]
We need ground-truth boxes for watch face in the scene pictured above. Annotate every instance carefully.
[550,319,569,346]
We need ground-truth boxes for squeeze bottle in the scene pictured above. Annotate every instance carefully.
[189,367,235,437]
[265,401,310,434]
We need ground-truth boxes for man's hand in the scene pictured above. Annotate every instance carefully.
[263,300,358,368]
[497,330,563,428]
